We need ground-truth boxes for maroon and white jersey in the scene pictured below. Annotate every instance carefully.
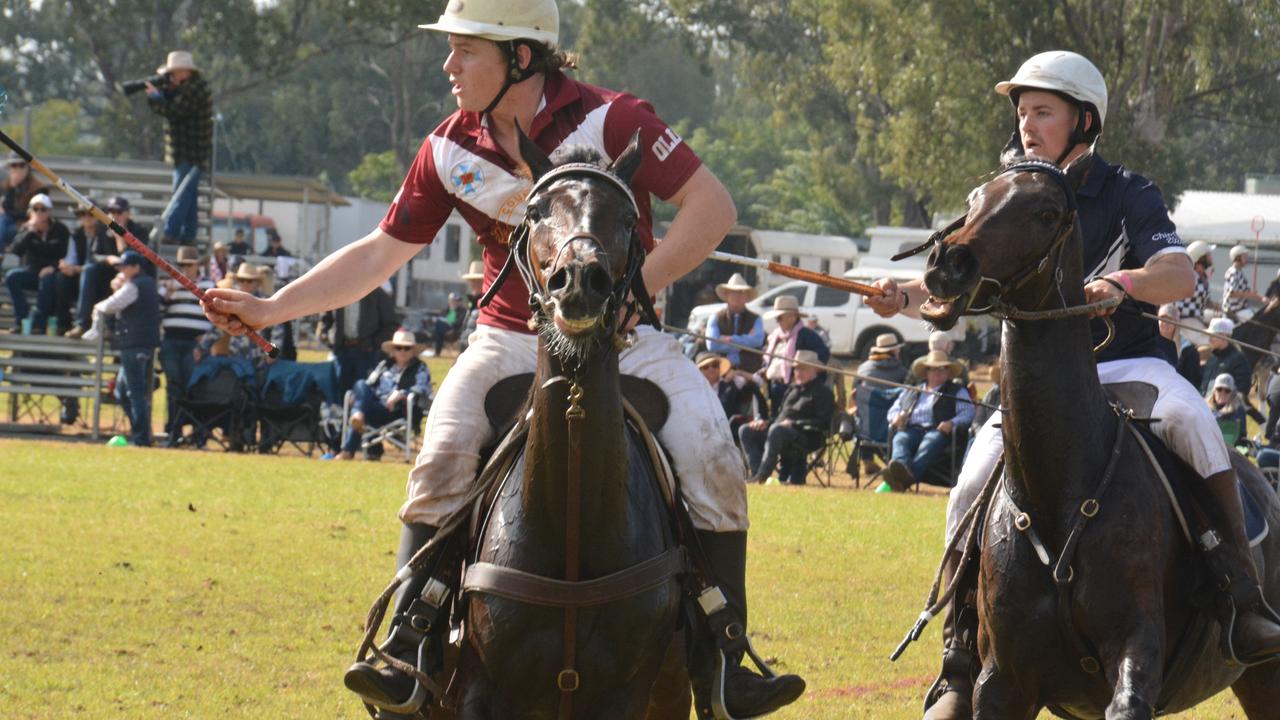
[381,71,702,333]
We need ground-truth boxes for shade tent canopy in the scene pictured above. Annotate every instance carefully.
[213,173,349,206]
[1170,191,1280,245]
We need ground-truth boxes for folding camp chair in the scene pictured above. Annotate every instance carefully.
[340,390,429,462]
[173,360,254,451]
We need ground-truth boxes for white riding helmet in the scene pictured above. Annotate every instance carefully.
[420,0,559,46]
[1229,245,1250,260]
[995,51,1108,133]
[1185,241,1213,265]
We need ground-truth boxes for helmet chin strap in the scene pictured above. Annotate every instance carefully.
[482,40,539,116]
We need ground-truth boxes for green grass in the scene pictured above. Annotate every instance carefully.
[0,440,1245,719]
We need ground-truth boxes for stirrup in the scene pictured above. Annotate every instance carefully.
[697,587,781,720]
[1218,588,1280,667]
[353,577,451,715]
[1201,531,1280,667]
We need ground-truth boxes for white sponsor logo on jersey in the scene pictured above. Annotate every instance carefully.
[652,128,683,162]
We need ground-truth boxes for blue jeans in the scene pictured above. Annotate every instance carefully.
[116,347,156,447]
[5,267,56,332]
[0,214,18,255]
[77,262,117,329]
[159,338,197,438]
[165,163,201,242]
[342,380,400,454]
[891,425,952,482]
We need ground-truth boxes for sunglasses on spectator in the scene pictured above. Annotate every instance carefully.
[29,206,50,213]
[107,209,127,215]
[393,346,416,352]
[8,162,27,169]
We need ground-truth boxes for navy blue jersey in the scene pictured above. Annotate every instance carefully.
[1077,155,1186,363]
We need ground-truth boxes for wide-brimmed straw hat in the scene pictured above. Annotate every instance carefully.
[715,273,757,301]
[870,333,903,355]
[461,261,484,281]
[763,295,807,320]
[381,328,428,356]
[694,352,732,376]
[793,349,821,368]
[175,246,201,265]
[911,349,964,377]
[157,50,199,74]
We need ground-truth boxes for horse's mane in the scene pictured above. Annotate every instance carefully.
[549,145,606,168]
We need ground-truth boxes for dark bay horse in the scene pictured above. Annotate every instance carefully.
[448,133,688,719]
[917,156,1280,719]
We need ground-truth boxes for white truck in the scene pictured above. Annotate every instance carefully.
[686,266,941,361]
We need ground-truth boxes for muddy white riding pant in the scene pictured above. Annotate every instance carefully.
[944,355,1233,545]
[400,324,750,532]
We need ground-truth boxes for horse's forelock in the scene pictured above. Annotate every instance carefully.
[548,145,606,168]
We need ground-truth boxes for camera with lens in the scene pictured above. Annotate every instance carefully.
[120,73,170,96]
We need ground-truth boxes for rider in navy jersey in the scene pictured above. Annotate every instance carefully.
[867,51,1280,720]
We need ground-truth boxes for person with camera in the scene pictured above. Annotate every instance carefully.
[143,51,212,246]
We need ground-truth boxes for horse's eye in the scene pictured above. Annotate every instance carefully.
[526,205,541,223]
[1038,209,1058,224]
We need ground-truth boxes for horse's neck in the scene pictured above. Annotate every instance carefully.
[1000,286,1114,529]
[524,342,630,552]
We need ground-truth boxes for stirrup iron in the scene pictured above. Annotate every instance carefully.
[698,587,780,720]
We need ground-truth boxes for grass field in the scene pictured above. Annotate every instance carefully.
[0,439,1248,719]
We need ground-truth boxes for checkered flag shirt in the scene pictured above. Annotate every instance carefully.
[1222,265,1252,315]
[1174,272,1210,322]
[148,75,213,172]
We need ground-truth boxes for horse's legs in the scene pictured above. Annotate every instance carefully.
[1100,633,1162,720]
[970,661,1039,720]
[1231,661,1280,718]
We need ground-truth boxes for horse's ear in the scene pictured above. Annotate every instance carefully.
[1063,151,1096,192]
[608,130,644,186]
[517,123,553,181]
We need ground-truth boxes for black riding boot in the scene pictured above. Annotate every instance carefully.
[1200,471,1280,664]
[343,523,445,717]
[922,550,980,720]
[692,530,806,719]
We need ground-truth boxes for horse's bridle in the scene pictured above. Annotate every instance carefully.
[480,162,661,343]
[893,160,1083,319]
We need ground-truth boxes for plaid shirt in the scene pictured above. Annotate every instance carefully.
[1174,271,1211,322]
[148,74,213,171]
[1222,265,1251,315]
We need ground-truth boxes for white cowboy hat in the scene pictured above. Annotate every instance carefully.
[381,328,429,356]
[870,333,903,355]
[157,51,199,74]
[232,262,265,281]
[694,352,731,376]
[715,273,757,301]
[763,295,807,320]
[793,349,821,367]
[911,349,964,378]
[461,260,484,281]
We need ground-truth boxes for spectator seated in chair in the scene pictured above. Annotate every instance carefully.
[697,350,768,442]
[340,329,435,460]
[852,332,908,475]
[1205,373,1262,449]
[739,349,834,484]
[759,294,830,417]
[881,349,974,492]
[1200,317,1251,398]
[5,193,69,334]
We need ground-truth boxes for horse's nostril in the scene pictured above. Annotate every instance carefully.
[548,267,569,293]
[584,263,612,298]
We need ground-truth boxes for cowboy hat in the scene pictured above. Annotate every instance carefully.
[793,349,821,368]
[869,333,903,355]
[232,262,265,281]
[381,328,428,356]
[910,349,964,377]
[763,295,807,320]
[175,246,201,265]
[157,50,199,74]
[715,273,757,301]
[694,352,731,376]
[461,260,484,281]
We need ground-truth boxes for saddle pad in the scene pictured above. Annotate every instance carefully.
[1243,481,1268,547]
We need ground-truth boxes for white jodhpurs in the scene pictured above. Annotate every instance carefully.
[944,355,1233,545]
[400,324,750,532]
